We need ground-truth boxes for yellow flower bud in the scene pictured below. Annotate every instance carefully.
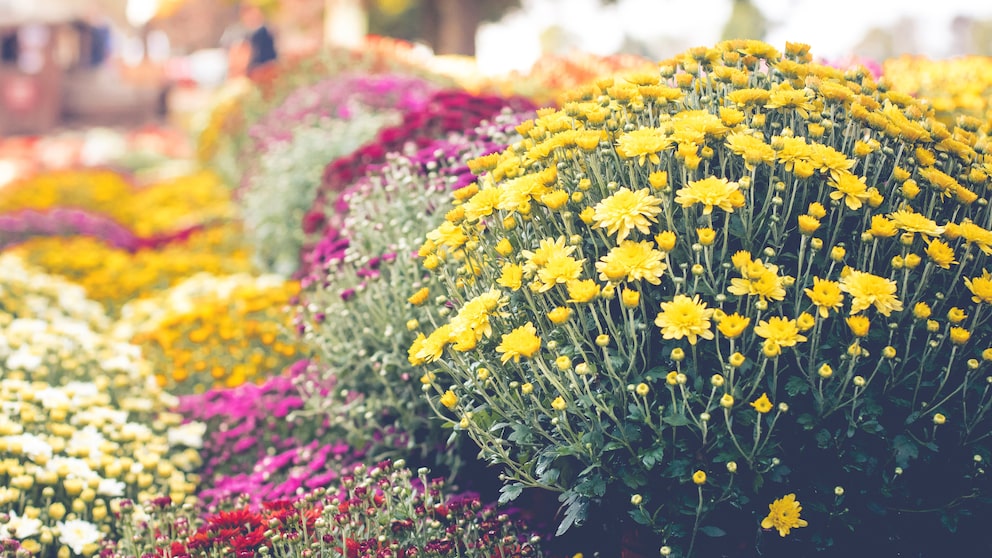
[720,393,735,408]
[818,363,833,378]
[440,390,458,409]
[655,231,677,251]
[728,352,746,367]
[621,288,640,308]
[555,356,572,370]
[692,470,707,485]
[933,413,947,425]
[635,383,650,396]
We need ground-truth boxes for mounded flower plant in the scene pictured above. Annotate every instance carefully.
[411,40,992,556]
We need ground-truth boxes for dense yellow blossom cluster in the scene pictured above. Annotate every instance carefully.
[0,170,234,236]
[122,273,303,393]
[411,39,992,546]
[14,225,252,313]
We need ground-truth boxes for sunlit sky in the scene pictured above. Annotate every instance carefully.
[477,0,992,74]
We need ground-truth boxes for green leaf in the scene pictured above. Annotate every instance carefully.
[662,414,691,427]
[785,376,809,396]
[556,492,589,536]
[698,525,727,537]
[892,434,919,469]
[498,482,523,505]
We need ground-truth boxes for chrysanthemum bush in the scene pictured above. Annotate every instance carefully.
[120,272,303,393]
[201,41,456,190]
[241,109,403,276]
[411,40,992,556]
[296,110,531,474]
[174,360,359,509]
[13,224,252,314]
[0,273,203,557]
[115,459,544,558]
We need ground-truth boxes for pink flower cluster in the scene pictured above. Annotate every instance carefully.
[177,360,363,508]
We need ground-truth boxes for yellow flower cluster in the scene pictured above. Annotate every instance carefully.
[0,170,234,236]
[0,374,202,556]
[13,224,252,313]
[122,273,303,393]
[0,281,202,555]
[884,55,992,130]
[412,39,992,518]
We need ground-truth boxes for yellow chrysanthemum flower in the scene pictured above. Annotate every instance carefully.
[964,270,992,304]
[750,393,773,414]
[845,315,871,337]
[674,176,744,215]
[596,241,667,285]
[497,263,523,291]
[839,270,903,316]
[716,313,750,338]
[889,206,944,236]
[804,277,844,318]
[761,494,809,537]
[566,279,601,303]
[592,187,663,241]
[828,171,870,211]
[654,294,715,345]
[615,127,672,166]
[925,238,957,269]
[754,316,807,350]
[536,255,586,292]
[496,322,542,363]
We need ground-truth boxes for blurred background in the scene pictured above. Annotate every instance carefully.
[2,0,992,146]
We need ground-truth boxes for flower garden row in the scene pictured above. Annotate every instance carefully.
[5,37,992,557]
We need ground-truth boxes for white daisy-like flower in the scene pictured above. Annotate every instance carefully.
[46,457,98,480]
[3,433,52,463]
[5,347,42,372]
[167,422,207,449]
[97,478,126,497]
[67,426,109,460]
[6,510,42,539]
[57,519,101,554]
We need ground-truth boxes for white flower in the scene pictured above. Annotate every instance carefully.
[47,457,98,480]
[5,347,42,372]
[67,426,109,460]
[121,422,152,441]
[167,422,207,449]
[96,478,126,497]
[72,407,128,427]
[3,434,52,463]
[6,510,42,539]
[58,519,101,554]
[34,387,71,410]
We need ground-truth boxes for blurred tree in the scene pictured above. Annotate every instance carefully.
[366,0,520,55]
[720,0,767,41]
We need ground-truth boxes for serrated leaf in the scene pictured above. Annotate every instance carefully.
[498,483,523,505]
